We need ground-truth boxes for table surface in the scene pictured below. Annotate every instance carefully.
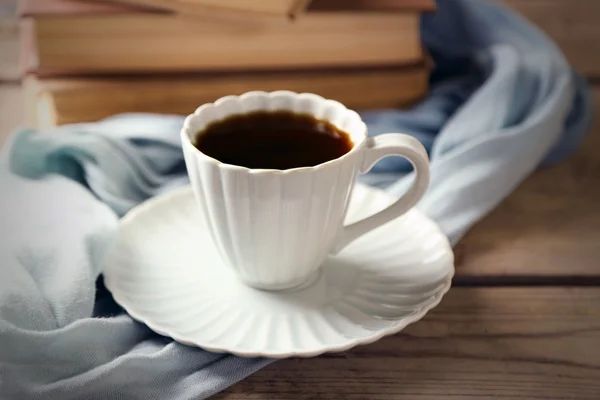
[1,1,599,399]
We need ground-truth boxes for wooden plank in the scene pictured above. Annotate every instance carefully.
[502,0,600,76]
[455,88,600,282]
[0,83,23,143]
[218,287,600,399]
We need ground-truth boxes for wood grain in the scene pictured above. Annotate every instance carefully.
[218,287,600,399]
[502,0,600,76]
[455,88,600,282]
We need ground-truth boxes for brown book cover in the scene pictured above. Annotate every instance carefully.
[19,0,148,15]
[86,0,436,18]
[20,0,437,16]
[90,0,311,19]
[24,65,429,128]
[20,0,424,76]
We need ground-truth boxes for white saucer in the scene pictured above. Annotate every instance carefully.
[103,183,455,358]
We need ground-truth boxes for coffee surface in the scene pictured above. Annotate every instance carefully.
[194,110,353,170]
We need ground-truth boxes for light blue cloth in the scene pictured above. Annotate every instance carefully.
[0,0,593,399]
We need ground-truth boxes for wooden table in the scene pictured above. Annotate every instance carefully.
[1,1,600,399]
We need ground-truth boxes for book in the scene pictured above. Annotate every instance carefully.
[20,0,423,76]
[18,0,148,14]
[24,65,429,128]
[91,0,311,19]
[88,0,435,18]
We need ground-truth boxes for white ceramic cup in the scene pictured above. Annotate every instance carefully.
[181,91,430,291]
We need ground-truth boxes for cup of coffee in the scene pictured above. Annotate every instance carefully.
[181,91,430,291]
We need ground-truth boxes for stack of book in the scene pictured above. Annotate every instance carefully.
[19,0,435,129]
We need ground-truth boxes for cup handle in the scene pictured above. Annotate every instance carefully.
[333,133,430,253]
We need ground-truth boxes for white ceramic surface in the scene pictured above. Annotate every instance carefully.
[103,183,454,358]
[181,90,430,291]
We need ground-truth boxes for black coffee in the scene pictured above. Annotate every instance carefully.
[194,110,353,170]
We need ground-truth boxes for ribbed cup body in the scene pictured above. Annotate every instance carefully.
[181,91,367,290]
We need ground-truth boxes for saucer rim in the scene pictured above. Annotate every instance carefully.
[105,273,453,359]
[104,183,455,359]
